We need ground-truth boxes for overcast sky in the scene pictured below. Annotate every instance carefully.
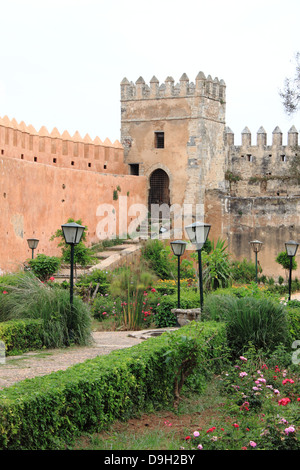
[0,0,299,145]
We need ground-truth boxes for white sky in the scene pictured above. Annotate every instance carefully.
[0,0,300,145]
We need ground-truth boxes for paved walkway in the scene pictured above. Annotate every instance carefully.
[0,329,168,390]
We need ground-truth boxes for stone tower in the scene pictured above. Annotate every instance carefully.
[120,72,227,222]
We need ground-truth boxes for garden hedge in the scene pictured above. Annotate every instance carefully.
[0,321,227,450]
[0,319,44,356]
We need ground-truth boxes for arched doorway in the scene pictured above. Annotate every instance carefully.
[149,169,170,208]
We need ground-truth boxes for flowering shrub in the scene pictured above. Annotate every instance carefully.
[182,422,260,451]
[91,293,122,322]
[91,289,156,329]
[182,355,299,450]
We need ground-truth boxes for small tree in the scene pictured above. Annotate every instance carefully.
[50,218,96,267]
[276,251,297,279]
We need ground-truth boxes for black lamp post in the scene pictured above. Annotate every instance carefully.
[27,238,39,259]
[185,221,211,310]
[61,222,85,313]
[285,240,299,301]
[250,240,263,283]
[170,240,187,309]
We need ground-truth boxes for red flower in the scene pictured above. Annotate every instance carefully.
[185,436,191,440]
[278,398,291,406]
[151,288,156,292]
[2,291,8,294]
[232,423,239,428]
[282,379,294,385]
[206,427,216,433]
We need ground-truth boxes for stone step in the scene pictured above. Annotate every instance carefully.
[95,251,119,259]
[106,244,132,251]
[53,238,143,280]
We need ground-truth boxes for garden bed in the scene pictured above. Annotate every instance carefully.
[0,321,226,450]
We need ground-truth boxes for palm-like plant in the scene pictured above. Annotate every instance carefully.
[201,238,231,290]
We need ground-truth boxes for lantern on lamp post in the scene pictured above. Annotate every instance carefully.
[61,222,85,313]
[27,238,39,259]
[170,240,187,309]
[250,240,263,283]
[185,221,211,310]
[285,240,299,301]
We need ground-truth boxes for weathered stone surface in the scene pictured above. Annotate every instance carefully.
[171,308,201,326]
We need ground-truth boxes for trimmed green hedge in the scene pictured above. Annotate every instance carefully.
[0,321,227,450]
[0,319,44,356]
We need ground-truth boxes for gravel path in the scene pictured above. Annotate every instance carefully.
[0,330,155,390]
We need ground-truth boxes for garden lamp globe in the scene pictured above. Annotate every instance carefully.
[185,221,211,250]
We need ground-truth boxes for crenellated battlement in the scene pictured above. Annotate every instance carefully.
[121,72,226,102]
[0,115,123,148]
[226,124,300,199]
[225,125,299,148]
[0,115,127,175]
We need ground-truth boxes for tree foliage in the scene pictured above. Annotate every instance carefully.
[276,251,297,271]
[279,52,300,115]
[50,218,96,266]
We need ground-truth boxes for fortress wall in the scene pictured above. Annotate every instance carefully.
[215,191,300,279]
[0,156,147,274]
[225,126,300,198]
[0,116,128,176]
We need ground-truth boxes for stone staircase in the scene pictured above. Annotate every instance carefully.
[54,237,143,283]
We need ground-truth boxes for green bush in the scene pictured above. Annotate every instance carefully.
[0,319,43,355]
[230,258,258,283]
[0,271,92,348]
[27,254,61,282]
[214,282,280,301]
[149,289,201,328]
[286,306,300,342]
[141,239,174,279]
[224,296,290,357]
[91,294,121,322]
[202,294,237,322]
[75,269,110,301]
[0,322,227,450]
